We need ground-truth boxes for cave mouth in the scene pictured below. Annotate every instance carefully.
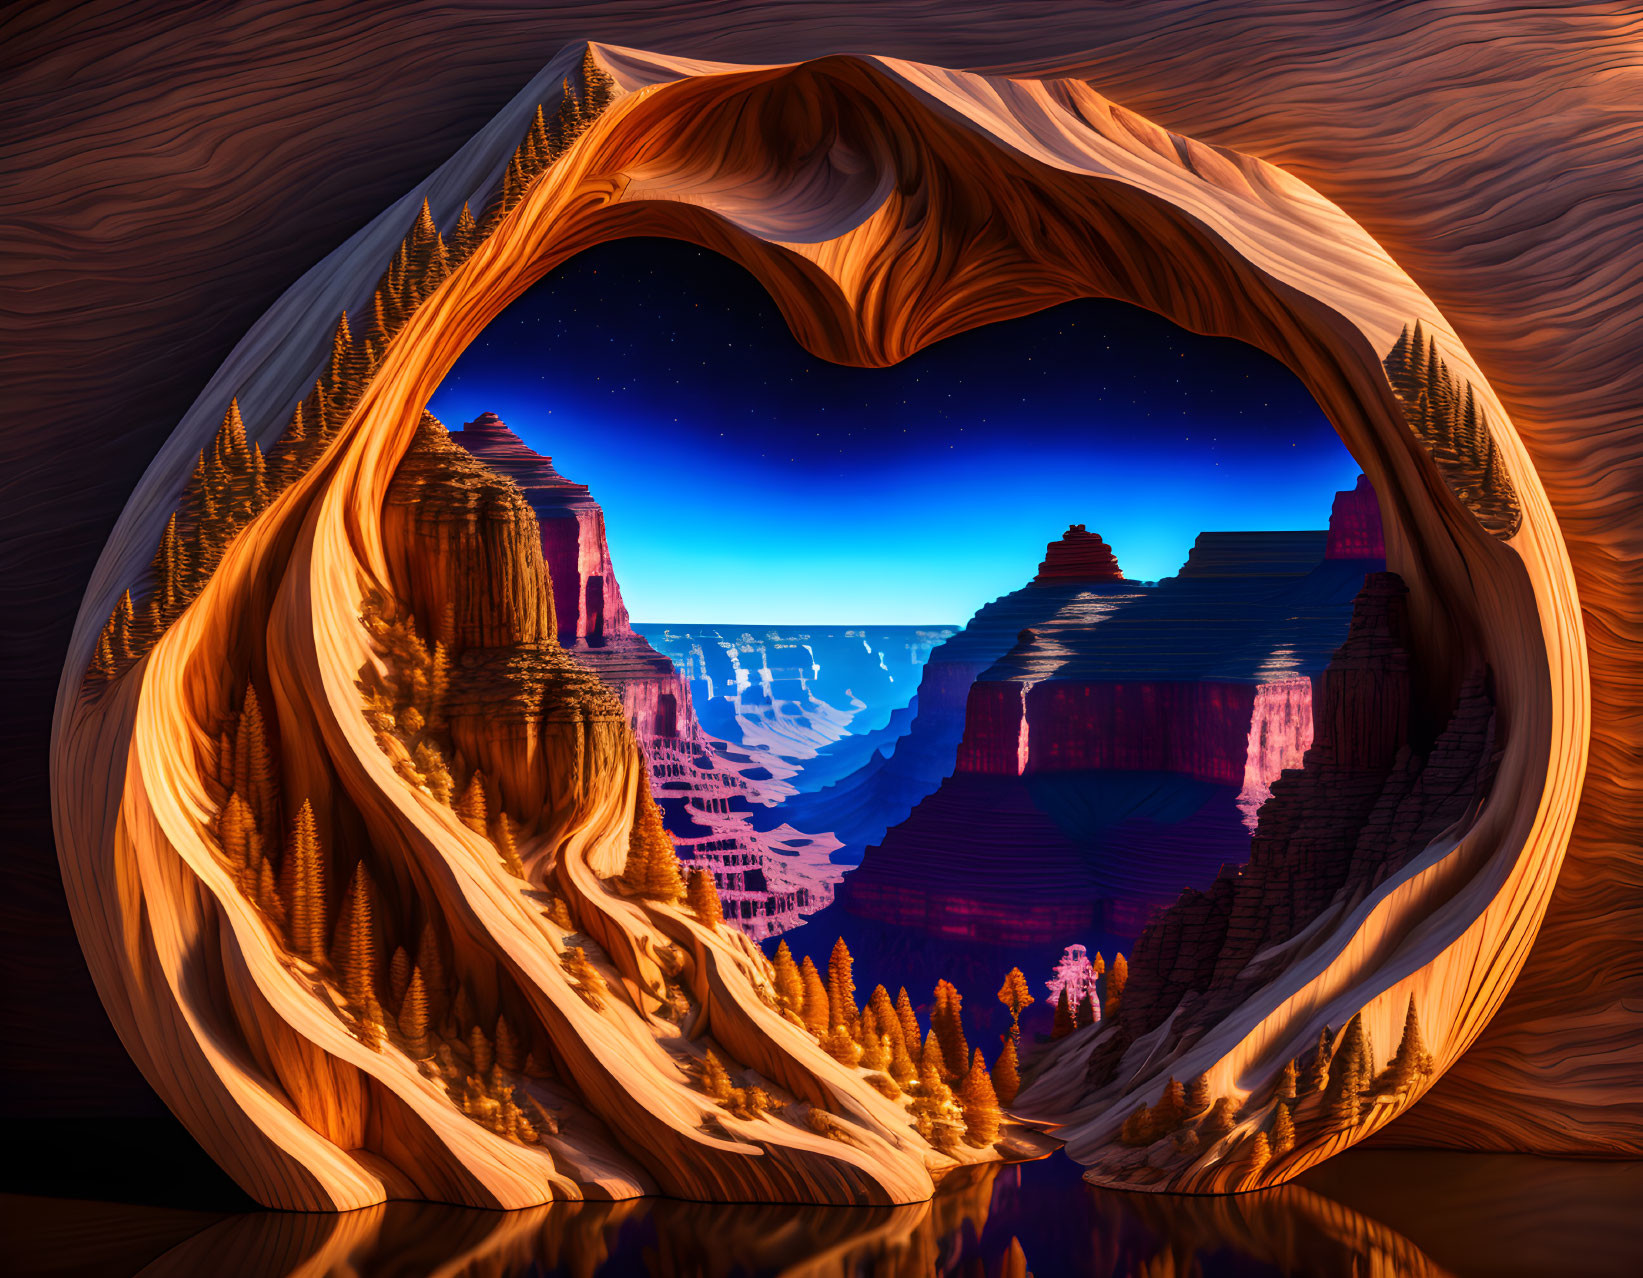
[54,45,1580,1209]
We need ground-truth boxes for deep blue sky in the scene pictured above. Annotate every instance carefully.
[429,238,1360,624]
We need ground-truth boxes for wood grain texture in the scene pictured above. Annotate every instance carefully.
[5,2,1639,1172]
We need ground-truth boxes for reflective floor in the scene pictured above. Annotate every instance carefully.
[7,1121,1641,1278]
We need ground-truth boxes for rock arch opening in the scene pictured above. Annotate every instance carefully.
[53,45,1584,1208]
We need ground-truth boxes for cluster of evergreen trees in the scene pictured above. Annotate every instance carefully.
[89,52,622,689]
[1384,322,1521,537]
[763,940,1009,1149]
[1116,995,1434,1173]
[213,672,561,1146]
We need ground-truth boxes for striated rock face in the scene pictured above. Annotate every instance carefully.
[781,532,1148,864]
[1086,572,1498,1084]
[1035,524,1125,582]
[383,415,555,649]
[1326,474,1385,561]
[450,413,844,935]
[840,521,1372,947]
[448,412,631,644]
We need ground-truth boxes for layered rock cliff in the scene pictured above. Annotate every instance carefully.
[837,512,1378,948]
[779,528,1146,863]
[450,413,845,936]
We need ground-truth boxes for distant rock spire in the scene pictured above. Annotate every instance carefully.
[1032,524,1124,583]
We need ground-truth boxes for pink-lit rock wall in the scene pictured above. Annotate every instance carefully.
[957,678,1261,786]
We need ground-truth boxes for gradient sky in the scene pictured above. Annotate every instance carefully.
[429,238,1362,624]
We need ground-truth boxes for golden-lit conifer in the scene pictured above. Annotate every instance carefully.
[456,770,488,834]
[495,1014,523,1071]
[993,1036,1021,1106]
[494,811,526,878]
[1105,952,1128,1016]
[772,941,804,1018]
[958,1048,1001,1145]
[686,867,722,926]
[894,987,921,1056]
[827,938,857,1033]
[931,980,968,1080]
[339,861,379,1010]
[799,955,829,1037]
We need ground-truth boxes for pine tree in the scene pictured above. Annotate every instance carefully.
[339,861,379,1010]
[220,791,257,883]
[1300,1026,1332,1095]
[1277,1059,1298,1102]
[581,47,614,113]
[624,787,683,901]
[1271,1102,1295,1155]
[1386,323,1415,397]
[1105,953,1128,1017]
[958,1048,1001,1146]
[827,938,857,1033]
[1325,1013,1369,1129]
[256,852,285,928]
[145,512,189,631]
[449,202,479,263]
[112,590,136,663]
[1186,1074,1212,1116]
[388,946,412,1008]
[931,980,968,1080]
[416,920,448,1027]
[799,955,829,1036]
[686,867,723,926]
[1201,1096,1236,1142]
[235,683,279,838]
[857,1006,887,1070]
[1052,987,1074,1040]
[868,985,902,1054]
[399,966,429,1053]
[287,799,327,963]
[996,967,1034,1041]
[470,1024,494,1075]
[1381,995,1435,1090]
[495,1015,523,1071]
[493,811,527,878]
[993,1036,1021,1106]
[895,987,921,1056]
[1119,1102,1155,1146]
[1152,1077,1185,1132]
[887,1025,917,1089]
[426,641,450,733]
[772,941,804,1018]
[1247,1130,1272,1169]
[456,770,488,834]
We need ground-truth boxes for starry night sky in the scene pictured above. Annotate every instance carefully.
[428,238,1362,624]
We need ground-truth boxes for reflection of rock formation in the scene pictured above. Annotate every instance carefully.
[451,412,844,936]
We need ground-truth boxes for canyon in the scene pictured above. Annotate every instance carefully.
[450,412,843,937]
[781,492,1382,1048]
